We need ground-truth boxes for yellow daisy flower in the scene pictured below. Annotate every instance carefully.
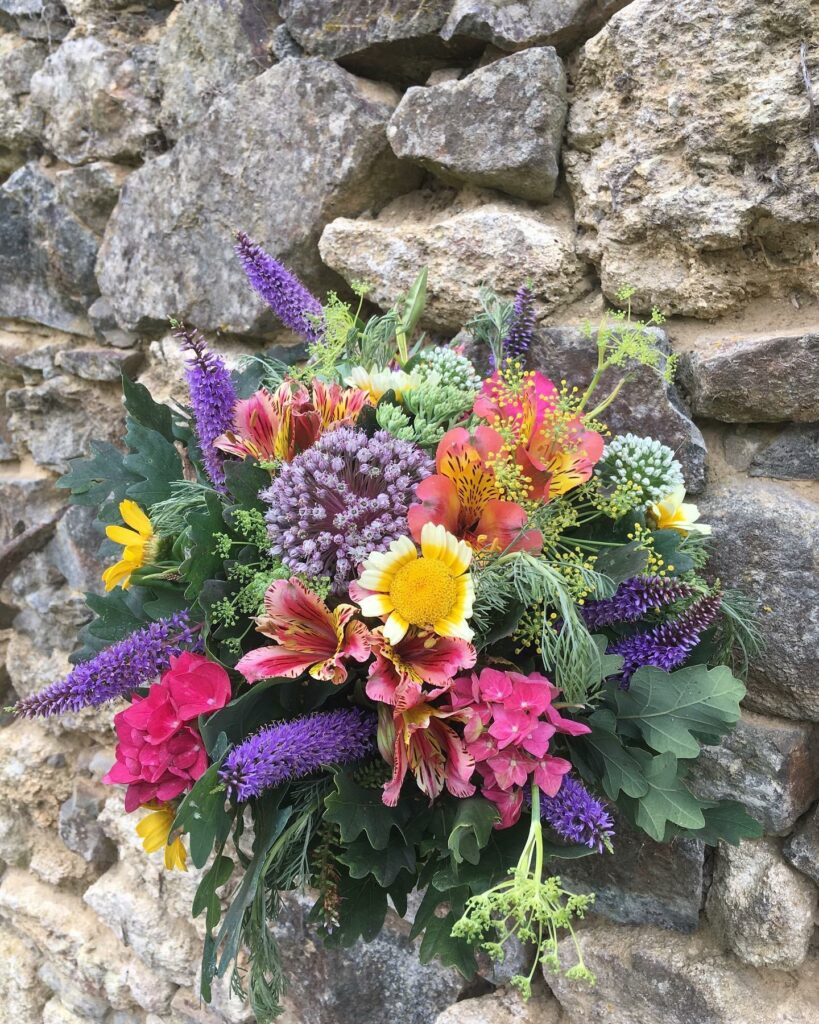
[135,803,187,871]
[356,523,475,645]
[345,365,416,403]
[650,485,712,536]
[102,499,156,591]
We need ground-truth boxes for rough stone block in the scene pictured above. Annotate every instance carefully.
[783,805,819,886]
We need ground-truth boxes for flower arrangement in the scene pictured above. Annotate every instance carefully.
[15,237,763,1019]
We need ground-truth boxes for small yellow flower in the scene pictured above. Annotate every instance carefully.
[102,499,156,591]
[356,523,475,645]
[345,365,416,403]
[650,485,712,536]
[135,803,187,871]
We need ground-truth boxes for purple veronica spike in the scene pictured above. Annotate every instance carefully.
[15,612,198,718]
[263,426,433,593]
[234,231,323,341]
[175,323,237,491]
[539,776,615,854]
[610,594,723,687]
[582,575,694,630]
[220,708,376,801]
[503,285,535,362]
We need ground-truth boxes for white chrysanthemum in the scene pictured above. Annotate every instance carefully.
[597,433,684,511]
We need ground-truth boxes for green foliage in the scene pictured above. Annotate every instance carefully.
[464,286,513,369]
[448,798,500,865]
[323,771,407,851]
[172,734,233,868]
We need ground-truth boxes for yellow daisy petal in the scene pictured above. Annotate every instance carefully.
[119,499,152,536]
[433,617,474,641]
[164,838,188,871]
[420,522,448,562]
[359,593,396,618]
[383,611,410,645]
[358,570,393,591]
[106,525,144,547]
[102,560,133,591]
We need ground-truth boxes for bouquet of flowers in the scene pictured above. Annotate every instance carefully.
[15,234,762,1019]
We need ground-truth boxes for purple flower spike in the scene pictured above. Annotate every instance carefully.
[234,231,323,341]
[175,323,237,491]
[15,612,199,718]
[503,285,535,362]
[582,575,694,630]
[220,708,376,802]
[263,426,433,593]
[539,776,615,854]
[610,593,723,686]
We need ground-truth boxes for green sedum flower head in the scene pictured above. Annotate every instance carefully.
[414,347,482,392]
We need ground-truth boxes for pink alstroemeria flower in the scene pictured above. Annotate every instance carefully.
[236,578,371,686]
[366,628,476,710]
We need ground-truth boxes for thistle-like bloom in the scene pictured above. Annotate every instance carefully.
[263,427,433,593]
[503,285,535,362]
[236,577,371,685]
[539,776,614,854]
[582,575,694,629]
[101,499,157,591]
[175,323,237,490]
[650,485,712,536]
[136,802,187,871]
[355,522,475,644]
[15,612,198,718]
[610,593,723,685]
[235,231,323,341]
[220,708,376,802]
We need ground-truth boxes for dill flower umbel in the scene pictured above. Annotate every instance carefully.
[101,499,158,591]
[263,427,433,593]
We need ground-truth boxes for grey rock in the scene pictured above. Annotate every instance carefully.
[559,811,704,931]
[526,325,707,492]
[749,423,819,480]
[274,892,464,1024]
[705,837,817,969]
[54,162,130,235]
[698,481,819,720]
[387,47,566,202]
[6,374,124,473]
[49,503,105,593]
[564,0,819,318]
[58,779,116,868]
[29,34,162,165]
[0,0,70,41]
[54,346,143,382]
[272,23,303,60]
[87,296,139,348]
[435,987,562,1024]
[688,710,819,836]
[679,333,819,423]
[547,920,819,1024]
[157,0,278,142]
[320,187,592,331]
[63,0,172,23]
[0,474,62,544]
[97,58,420,335]
[0,162,99,335]
[784,805,819,886]
[441,0,630,51]
[0,35,46,171]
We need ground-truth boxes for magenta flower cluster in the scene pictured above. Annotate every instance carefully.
[263,426,433,593]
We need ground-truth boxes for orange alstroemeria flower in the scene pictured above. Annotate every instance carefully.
[408,427,542,553]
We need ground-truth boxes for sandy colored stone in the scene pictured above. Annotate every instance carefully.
[0,925,49,1024]
[435,985,562,1023]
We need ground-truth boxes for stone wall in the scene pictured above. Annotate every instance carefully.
[0,2,817,1022]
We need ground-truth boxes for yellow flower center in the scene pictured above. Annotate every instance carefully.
[389,558,458,626]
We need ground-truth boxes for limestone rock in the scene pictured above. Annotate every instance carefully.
[698,481,819,721]
[435,986,562,1023]
[58,779,116,868]
[688,710,819,836]
[0,925,49,1024]
[558,811,704,931]
[388,47,566,202]
[274,892,464,1024]
[30,34,162,166]
[0,473,62,544]
[54,162,130,236]
[0,34,45,172]
[529,326,706,492]
[97,58,420,334]
[547,920,819,1023]
[784,805,819,886]
[749,424,819,480]
[320,188,592,330]
[54,346,143,382]
[157,0,278,142]
[679,332,819,423]
[0,0,70,41]
[441,1,630,51]
[705,838,817,969]
[564,0,819,317]
[0,163,100,335]
[50,503,105,594]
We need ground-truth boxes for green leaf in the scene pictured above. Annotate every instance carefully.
[198,679,282,757]
[410,885,476,977]
[57,440,140,507]
[593,541,649,585]
[172,734,233,868]
[180,491,227,602]
[193,855,235,931]
[326,871,389,946]
[400,267,428,337]
[575,709,649,800]
[223,458,270,508]
[447,797,499,865]
[672,799,763,846]
[650,528,696,575]
[123,421,183,506]
[323,771,405,851]
[121,374,176,442]
[630,749,705,841]
[338,836,416,887]
[73,586,154,659]
[613,664,745,759]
